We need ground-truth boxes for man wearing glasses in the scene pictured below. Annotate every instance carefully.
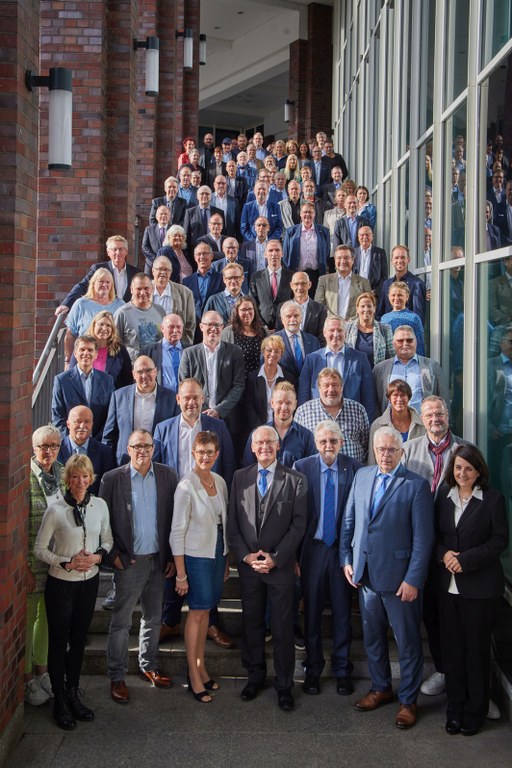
[212,237,254,293]
[341,426,434,730]
[204,262,246,324]
[100,429,178,704]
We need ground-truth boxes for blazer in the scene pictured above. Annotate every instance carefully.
[322,182,344,208]
[311,158,332,191]
[182,270,224,321]
[489,274,512,325]
[203,291,245,324]
[401,433,465,488]
[340,463,435,591]
[373,355,449,415]
[278,198,301,230]
[170,470,229,559]
[376,271,427,324]
[344,319,394,367]
[275,299,328,343]
[333,214,371,249]
[178,341,245,419]
[153,412,236,489]
[240,200,283,242]
[209,195,239,238]
[315,272,372,321]
[433,485,508,598]
[62,261,139,310]
[239,240,263,271]
[282,223,331,275]
[99,462,178,572]
[68,345,133,390]
[196,234,227,255]
[225,176,249,209]
[102,383,179,466]
[367,407,425,464]
[141,340,189,386]
[273,329,320,380]
[142,223,170,271]
[293,453,362,564]
[297,345,377,423]
[243,368,295,430]
[149,196,188,225]
[58,436,114,495]
[183,205,225,256]
[155,246,188,282]
[212,256,254,294]
[249,267,294,329]
[353,246,388,297]
[152,281,196,345]
[52,367,115,440]
[228,462,308,580]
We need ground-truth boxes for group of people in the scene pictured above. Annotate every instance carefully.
[25,130,508,736]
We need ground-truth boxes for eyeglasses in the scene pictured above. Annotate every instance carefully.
[194,449,216,457]
[201,322,223,330]
[394,338,415,344]
[36,444,60,451]
[375,447,401,455]
[253,440,278,447]
[134,368,156,375]
[128,444,154,452]
[422,411,447,420]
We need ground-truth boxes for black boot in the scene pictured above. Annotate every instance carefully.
[53,691,76,730]
[66,685,94,721]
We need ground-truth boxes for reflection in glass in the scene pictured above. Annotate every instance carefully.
[443,256,465,435]
[482,0,512,68]
[419,0,435,135]
[444,0,469,107]
[444,103,467,258]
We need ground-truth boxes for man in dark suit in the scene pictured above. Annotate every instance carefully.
[142,205,171,275]
[294,421,361,696]
[376,245,427,324]
[353,226,388,299]
[225,159,249,209]
[196,212,227,256]
[274,301,320,379]
[228,425,308,711]
[341,426,434,729]
[183,243,224,327]
[183,187,224,258]
[322,166,345,209]
[241,181,283,242]
[55,235,138,316]
[142,314,188,389]
[210,176,239,238]
[177,166,198,208]
[58,405,114,494]
[212,237,254,294]
[52,336,115,440]
[148,176,188,225]
[276,272,328,343]
[333,195,371,249]
[102,355,178,466]
[204,262,246,324]
[249,240,294,331]
[240,216,271,273]
[282,202,330,294]
[100,429,178,703]
[310,145,332,192]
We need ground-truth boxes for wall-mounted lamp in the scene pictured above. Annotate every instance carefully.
[199,34,207,66]
[134,36,160,96]
[26,67,72,169]
[176,29,194,70]
[284,99,295,124]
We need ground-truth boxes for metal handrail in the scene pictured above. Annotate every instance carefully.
[32,313,66,391]
[32,313,67,428]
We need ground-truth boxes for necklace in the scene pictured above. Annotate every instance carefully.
[195,470,215,489]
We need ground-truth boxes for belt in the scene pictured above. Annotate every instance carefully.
[133,553,158,559]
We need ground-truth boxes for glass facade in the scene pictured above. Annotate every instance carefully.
[333,0,512,672]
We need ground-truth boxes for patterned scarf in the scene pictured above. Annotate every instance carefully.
[429,431,452,492]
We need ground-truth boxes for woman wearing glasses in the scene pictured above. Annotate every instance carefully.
[170,432,229,703]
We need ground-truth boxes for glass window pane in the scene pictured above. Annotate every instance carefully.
[444,0,469,107]
[441,260,465,435]
[418,0,435,136]
[481,0,512,68]
[443,102,467,259]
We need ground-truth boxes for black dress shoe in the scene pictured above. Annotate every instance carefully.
[445,719,461,735]
[303,676,320,695]
[461,725,480,736]
[336,677,354,696]
[53,692,76,731]
[66,686,94,721]
[277,689,294,711]
[241,682,261,701]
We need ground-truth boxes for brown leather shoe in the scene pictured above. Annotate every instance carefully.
[140,669,173,689]
[111,680,129,704]
[355,688,394,711]
[159,623,180,642]
[207,625,235,649]
[396,703,417,729]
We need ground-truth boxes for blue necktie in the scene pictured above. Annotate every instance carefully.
[371,474,389,518]
[170,345,180,385]
[293,334,304,368]
[322,468,336,546]
[258,468,269,497]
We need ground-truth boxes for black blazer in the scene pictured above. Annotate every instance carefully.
[434,485,508,599]
[249,267,294,330]
[62,261,139,310]
[149,196,188,226]
[69,345,133,390]
[58,436,114,495]
[243,367,296,430]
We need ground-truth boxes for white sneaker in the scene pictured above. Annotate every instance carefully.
[35,672,54,699]
[420,671,446,696]
[24,678,50,706]
[487,699,501,720]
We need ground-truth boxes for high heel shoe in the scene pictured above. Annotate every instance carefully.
[187,675,213,702]
[204,679,220,691]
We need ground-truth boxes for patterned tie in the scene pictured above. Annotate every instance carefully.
[370,474,389,518]
[159,227,165,244]
[202,207,208,234]
[293,334,304,368]
[322,468,336,546]
[258,468,269,497]
[271,271,278,299]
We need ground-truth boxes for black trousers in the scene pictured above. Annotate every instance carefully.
[45,573,98,693]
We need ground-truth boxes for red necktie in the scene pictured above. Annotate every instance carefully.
[271,271,278,299]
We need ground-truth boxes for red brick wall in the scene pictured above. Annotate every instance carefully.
[0,0,40,749]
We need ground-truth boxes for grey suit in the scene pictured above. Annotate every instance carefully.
[153,281,196,345]
[373,356,449,415]
[401,433,465,489]
[489,274,512,325]
[315,272,372,321]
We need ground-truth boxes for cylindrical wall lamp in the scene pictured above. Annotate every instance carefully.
[134,36,160,96]
[26,67,73,169]
[199,34,207,66]
[284,99,295,124]
[176,29,194,70]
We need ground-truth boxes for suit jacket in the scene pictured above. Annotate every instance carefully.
[62,261,139,310]
[68,345,133,390]
[273,330,320,379]
[353,246,388,297]
[344,319,394,367]
[178,341,245,419]
[402,433,465,488]
[243,368,295,430]
[225,176,249,209]
[376,271,427,324]
[212,256,254,294]
[203,291,245,324]
[153,412,236,489]
[315,272,372,320]
[275,299,328,342]
[228,462,308,580]
[282,223,330,275]
[293,453,362,564]
[240,200,283,242]
[340,464,434,591]
[333,214,370,248]
[297,345,377,423]
[278,198,301,230]
[239,240,264,271]
[142,223,170,270]
[182,270,224,321]
[367,407,426,464]
[149,196,188,226]
[373,355,449,415]
[207,162,227,188]
[52,367,115,440]
[322,182,344,208]
[433,485,508,598]
[196,234,227,255]
[249,267,294,329]
[183,205,225,256]
[151,281,195,345]
[99,462,178,572]
[58,436,114,495]
[141,340,190,386]
[170,470,229,558]
[311,158,332,191]
[489,274,512,325]
[102,383,179,466]
[209,195,239,238]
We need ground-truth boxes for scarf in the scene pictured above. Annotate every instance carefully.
[429,431,452,493]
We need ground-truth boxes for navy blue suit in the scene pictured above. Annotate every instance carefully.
[52,367,115,440]
[240,200,283,242]
[282,224,330,275]
[297,346,377,423]
[212,257,254,294]
[243,420,317,468]
[58,436,114,495]
[68,346,133,390]
[293,453,361,678]
[273,329,320,380]
[183,270,224,322]
[102,383,179,466]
